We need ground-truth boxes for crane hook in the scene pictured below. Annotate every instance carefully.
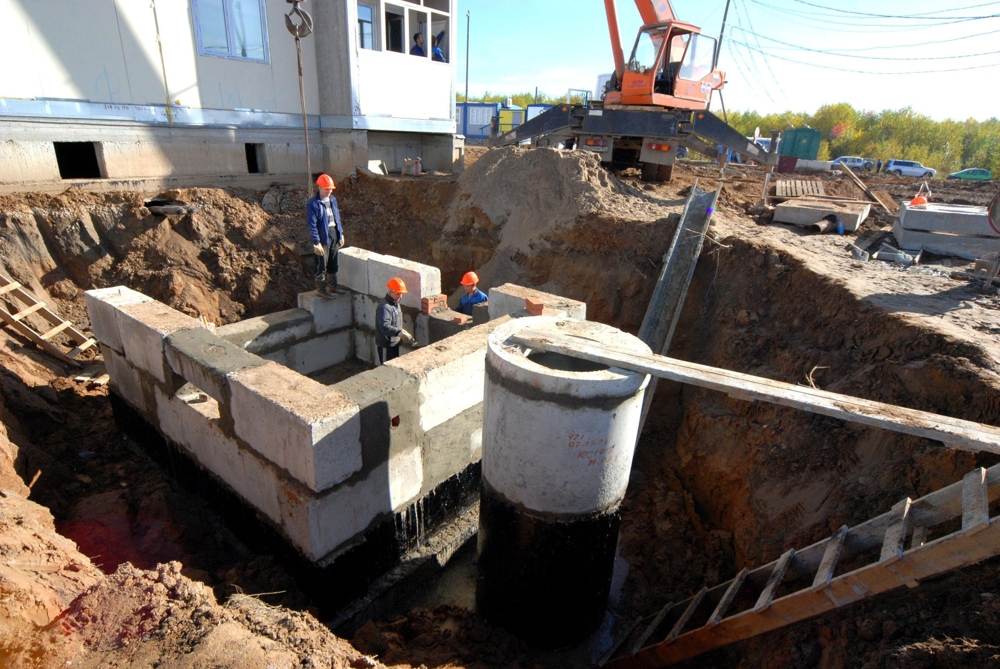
[284,0,313,39]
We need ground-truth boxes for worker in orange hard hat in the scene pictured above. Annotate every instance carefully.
[375,277,414,364]
[457,270,488,316]
[306,173,345,298]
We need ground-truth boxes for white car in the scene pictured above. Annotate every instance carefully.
[884,159,936,178]
[832,156,874,172]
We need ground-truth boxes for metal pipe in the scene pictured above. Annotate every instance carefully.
[464,11,471,104]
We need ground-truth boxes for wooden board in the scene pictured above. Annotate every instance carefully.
[775,180,826,198]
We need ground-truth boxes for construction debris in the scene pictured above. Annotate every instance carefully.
[894,201,1000,261]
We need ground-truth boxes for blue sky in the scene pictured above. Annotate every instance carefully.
[454,0,1000,121]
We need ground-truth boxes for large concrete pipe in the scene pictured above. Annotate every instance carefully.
[477,317,651,648]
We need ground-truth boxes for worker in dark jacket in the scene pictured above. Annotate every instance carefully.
[457,271,488,316]
[375,277,414,364]
[306,174,344,298]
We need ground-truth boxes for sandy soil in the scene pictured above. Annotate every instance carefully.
[2,147,1000,667]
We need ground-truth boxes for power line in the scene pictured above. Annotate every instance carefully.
[747,0,997,30]
[730,25,1000,60]
[790,0,1000,20]
[729,38,1000,74]
[736,0,788,102]
[736,26,1000,52]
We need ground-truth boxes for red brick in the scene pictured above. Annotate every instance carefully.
[525,297,544,316]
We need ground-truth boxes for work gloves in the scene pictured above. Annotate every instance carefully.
[313,243,325,256]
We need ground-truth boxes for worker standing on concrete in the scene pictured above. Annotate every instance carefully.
[307,174,344,299]
[376,277,414,364]
[457,271,488,316]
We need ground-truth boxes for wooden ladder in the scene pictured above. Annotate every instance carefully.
[601,464,1000,668]
[0,273,96,366]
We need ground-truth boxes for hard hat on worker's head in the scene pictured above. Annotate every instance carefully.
[387,277,408,294]
[460,271,479,286]
[316,174,336,190]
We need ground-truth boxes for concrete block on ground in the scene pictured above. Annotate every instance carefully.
[84,286,153,354]
[773,198,870,232]
[164,328,266,405]
[353,292,379,331]
[103,345,155,417]
[285,329,353,375]
[228,361,363,492]
[893,223,1000,261]
[116,301,202,385]
[215,309,315,355]
[298,291,353,334]
[338,247,376,294]
[897,202,996,237]
[366,254,442,310]
[488,283,586,320]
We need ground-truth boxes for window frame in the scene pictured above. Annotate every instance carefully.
[358,2,378,51]
[192,0,271,64]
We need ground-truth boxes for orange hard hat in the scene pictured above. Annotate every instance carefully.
[387,277,408,294]
[460,271,479,286]
[316,174,336,190]
[910,195,928,206]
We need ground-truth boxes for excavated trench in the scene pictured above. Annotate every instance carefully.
[3,149,1000,667]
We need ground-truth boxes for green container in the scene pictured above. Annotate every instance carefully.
[779,128,821,160]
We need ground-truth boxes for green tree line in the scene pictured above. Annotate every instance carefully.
[727,103,999,177]
[458,92,588,108]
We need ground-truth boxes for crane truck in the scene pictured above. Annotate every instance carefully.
[489,0,778,181]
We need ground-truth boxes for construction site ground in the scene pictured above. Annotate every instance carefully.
[2,146,1000,668]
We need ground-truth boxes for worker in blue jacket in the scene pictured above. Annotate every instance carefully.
[458,271,488,316]
[307,174,344,298]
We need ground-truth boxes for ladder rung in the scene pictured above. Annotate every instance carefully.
[880,497,912,563]
[66,338,97,359]
[0,281,23,296]
[911,525,927,549]
[631,601,673,654]
[811,526,848,591]
[754,548,795,612]
[708,568,748,626]
[962,467,989,532]
[10,301,45,321]
[39,320,72,340]
[599,616,642,667]
[667,587,707,642]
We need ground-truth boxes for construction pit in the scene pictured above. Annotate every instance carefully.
[3,147,1000,668]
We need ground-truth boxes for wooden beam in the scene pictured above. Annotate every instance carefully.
[0,281,23,296]
[754,549,794,612]
[667,587,707,642]
[708,569,748,625]
[39,320,72,340]
[836,163,893,212]
[510,329,1000,455]
[962,467,989,532]
[880,498,911,563]
[811,526,848,591]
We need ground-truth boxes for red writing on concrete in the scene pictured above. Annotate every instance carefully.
[567,432,608,450]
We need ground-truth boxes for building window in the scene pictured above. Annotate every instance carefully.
[386,5,404,53]
[193,0,269,63]
[358,3,376,50]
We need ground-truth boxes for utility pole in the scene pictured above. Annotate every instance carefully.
[285,0,314,196]
[464,11,471,104]
[709,0,731,116]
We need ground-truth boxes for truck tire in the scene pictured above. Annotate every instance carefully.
[658,164,673,181]
[641,162,660,182]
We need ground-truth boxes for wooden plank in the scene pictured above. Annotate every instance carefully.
[631,601,674,653]
[510,330,1000,455]
[66,338,97,359]
[811,526,848,591]
[708,569,748,625]
[667,587,707,642]
[9,301,46,321]
[0,308,78,366]
[962,467,989,532]
[911,525,927,549]
[39,320,72,340]
[836,163,892,211]
[880,498,912,563]
[754,549,795,612]
[0,281,23,296]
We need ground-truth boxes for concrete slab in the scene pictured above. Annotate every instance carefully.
[298,291,353,334]
[103,345,155,417]
[366,254,442,310]
[215,309,314,354]
[285,329,353,375]
[116,301,202,385]
[353,293,379,331]
[84,286,153,354]
[164,328,267,404]
[897,202,996,237]
[893,223,1000,261]
[773,199,871,232]
[488,284,586,320]
[338,247,377,294]
[228,361,363,492]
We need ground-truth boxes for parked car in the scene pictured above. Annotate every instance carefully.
[947,168,992,181]
[832,156,875,172]
[884,159,936,178]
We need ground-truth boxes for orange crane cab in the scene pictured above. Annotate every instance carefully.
[603,0,725,110]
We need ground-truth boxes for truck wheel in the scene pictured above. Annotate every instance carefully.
[658,164,673,181]
[641,162,660,182]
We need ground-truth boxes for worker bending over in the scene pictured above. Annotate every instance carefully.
[457,271,488,316]
[376,277,414,365]
[306,174,344,298]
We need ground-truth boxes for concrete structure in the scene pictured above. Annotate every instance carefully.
[774,199,871,233]
[477,317,650,648]
[894,202,1000,260]
[0,0,460,189]
[86,248,591,609]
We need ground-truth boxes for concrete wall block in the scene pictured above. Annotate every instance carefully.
[352,292,379,331]
[353,329,376,364]
[488,283,586,321]
[214,308,314,354]
[228,362,363,492]
[415,313,430,347]
[286,329,353,376]
[414,350,486,433]
[116,301,202,385]
[164,328,266,404]
[366,255,442,310]
[298,291,353,334]
[84,286,153,354]
[338,247,376,294]
[389,446,423,511]
[420,407,485,493]
[103,345,155,417]
[239,447,283,525]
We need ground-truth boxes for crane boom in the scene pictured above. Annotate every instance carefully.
[636,0,676,24]
[604,0,627,82]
